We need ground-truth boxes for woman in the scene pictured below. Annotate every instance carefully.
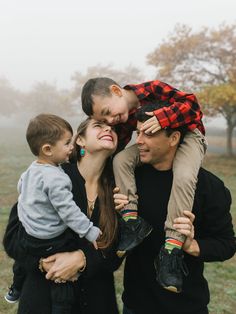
[3,118,122,314]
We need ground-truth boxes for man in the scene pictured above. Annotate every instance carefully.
[120,103,236,314]
[82,78,207,292]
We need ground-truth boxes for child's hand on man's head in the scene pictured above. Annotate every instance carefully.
[140,112,161,134]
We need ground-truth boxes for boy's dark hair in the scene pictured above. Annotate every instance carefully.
[26,114,73,156]
[135,102,188,144]
[81,77,120,116]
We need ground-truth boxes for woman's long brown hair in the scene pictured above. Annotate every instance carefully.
[71,118,118,249]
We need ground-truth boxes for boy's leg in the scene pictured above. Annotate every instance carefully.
[113,144,140,217]
[165,129,207,242]
[113,144,153,256]
[12,261,26,291]
[4,261,24,303]
[156,129,207,293]
[21,229,78,313]
[21,226,79,257]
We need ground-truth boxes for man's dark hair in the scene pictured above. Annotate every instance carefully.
[81,77,120,116]
[135,102,188,144]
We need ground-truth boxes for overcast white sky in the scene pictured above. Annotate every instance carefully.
[0,0,236,91]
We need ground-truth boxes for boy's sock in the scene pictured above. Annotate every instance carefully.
[120,208,138,221]
[165,238,183,253]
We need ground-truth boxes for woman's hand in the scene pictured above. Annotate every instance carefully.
[113,187,129,211]
[42,260,54,273]
[43,250,86,281]
[173,210,200,257]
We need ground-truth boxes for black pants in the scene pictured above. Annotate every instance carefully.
[19,225,80,314]
[12,261,26,291]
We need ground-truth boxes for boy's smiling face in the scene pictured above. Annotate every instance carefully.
[91,85,130,125]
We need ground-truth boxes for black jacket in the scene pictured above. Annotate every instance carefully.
[3,163,122,314]
[123,165,236,314]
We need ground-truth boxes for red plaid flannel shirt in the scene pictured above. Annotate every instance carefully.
[115,80,205,151]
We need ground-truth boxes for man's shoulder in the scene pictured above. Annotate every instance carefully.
[198,167,226,189]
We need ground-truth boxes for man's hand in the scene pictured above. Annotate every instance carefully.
[173,210,200,257]
[140,112,161,134]
[113,187,129,211]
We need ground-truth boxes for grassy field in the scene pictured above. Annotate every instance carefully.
[0,131,235,314]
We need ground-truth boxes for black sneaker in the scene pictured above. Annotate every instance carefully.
[117,216,153,257]
[154,246,189,293]
[4,285,21,304]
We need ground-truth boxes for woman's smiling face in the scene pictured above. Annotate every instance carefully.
[77,119,118,156]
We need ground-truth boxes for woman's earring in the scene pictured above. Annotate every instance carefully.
[80,146,85,157]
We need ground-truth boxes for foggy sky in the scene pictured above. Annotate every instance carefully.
[0,0,236,91]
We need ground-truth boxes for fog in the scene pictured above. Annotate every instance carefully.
[0,0,236,132]
[1,0,236,91]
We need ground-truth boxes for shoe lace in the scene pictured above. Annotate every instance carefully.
[8,286,14,296]
[170,253,189,276]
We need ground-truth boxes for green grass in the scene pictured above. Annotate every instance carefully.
[201,155,236,314]
[0,133,235,313]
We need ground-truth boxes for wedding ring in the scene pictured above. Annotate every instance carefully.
[54,278,66,284]
[54,278,61,283]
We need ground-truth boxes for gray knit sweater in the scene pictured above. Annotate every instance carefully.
[17,161,100,242]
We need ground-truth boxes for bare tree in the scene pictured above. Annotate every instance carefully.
[22,82,72,114]
[0,78,22,117]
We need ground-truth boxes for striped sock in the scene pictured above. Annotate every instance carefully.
[120,209,138,221]
[165,238,183,253]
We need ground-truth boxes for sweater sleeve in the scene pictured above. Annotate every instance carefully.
[195,175,236,262]
[44,170,101,242]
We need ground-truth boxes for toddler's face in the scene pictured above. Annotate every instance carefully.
[51,130,74,165]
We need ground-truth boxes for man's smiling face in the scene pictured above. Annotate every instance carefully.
[136,121,180,170]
